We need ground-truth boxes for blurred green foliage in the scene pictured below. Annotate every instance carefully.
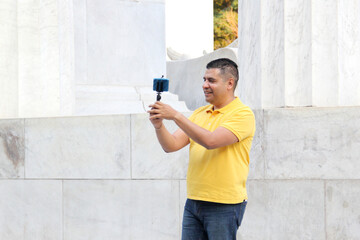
[214,0,238,50]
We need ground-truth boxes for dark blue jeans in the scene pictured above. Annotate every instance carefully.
[181,199,247,240]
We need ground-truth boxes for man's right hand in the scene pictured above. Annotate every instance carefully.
[149,111,163,129]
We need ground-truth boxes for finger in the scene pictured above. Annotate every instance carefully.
[149,115,159,120]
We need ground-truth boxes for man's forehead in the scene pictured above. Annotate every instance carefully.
[204,68,221,77]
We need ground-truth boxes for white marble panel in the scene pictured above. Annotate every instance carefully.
[18,0,61,117]
[326,180,360,240]
[58,0,75,116]
[179,180,187,237]
[312,0,338,107]
[0,0,18,118]
[75,99,146,115]
[248,110,264,179]
[238,0,262,109]
[73,0,87,85]
[0,120,25,178]
[18,0,40,117]
[131,113,189,179]
[338,0,360,106]
[25,115,131,179]
[0,180,62,240]
[264,107,360,179]
[239,180,325,239]
[63,180,179,240]
[86,0,166,86]
[284,0,312,106]
[261,0,285,108]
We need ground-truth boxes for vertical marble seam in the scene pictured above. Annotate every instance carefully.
[324,180,327,240]
[310,0,313,105]
[85,0,88,85]
[130,115,133,179]
[178,180,181,239]
[261,109,265,180]
[23,118,25,179]
[263,109,268,180]
[62,180,64,240]
[336,0,339,106]
[16,0,19,118]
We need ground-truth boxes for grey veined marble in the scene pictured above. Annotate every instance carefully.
[326,180,360,240]
[0,180,62,240]
[0,119,25,178]
[264,107,360,179]
[63,180,180,240]
[25,115,131,179]
[131,113,189,179]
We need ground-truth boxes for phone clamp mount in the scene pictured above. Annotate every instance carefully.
[153,76,169,101]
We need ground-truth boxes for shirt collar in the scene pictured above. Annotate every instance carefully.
[206,97,242,114]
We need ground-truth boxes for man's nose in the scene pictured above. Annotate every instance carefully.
[203,80,209,88]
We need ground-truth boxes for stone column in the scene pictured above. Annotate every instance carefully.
[18,0,61,117]
[0,0,18,118]
[238,0,360,109]
[15,0,75,118]
[338,0,360,106]
[73,0,175,115]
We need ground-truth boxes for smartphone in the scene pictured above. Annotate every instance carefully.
[153,78,169,93]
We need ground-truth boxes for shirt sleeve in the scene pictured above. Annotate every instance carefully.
[220,109,256,141]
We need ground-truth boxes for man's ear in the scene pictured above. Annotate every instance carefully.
[227,78,235,90]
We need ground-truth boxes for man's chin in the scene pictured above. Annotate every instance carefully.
[204,96,213,104]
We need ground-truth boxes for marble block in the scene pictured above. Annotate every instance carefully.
[264,107,360,179]
[261,0,285,108]
[25,115,131,179]
[338,0,360,106]
[312,0,338,107]
[239,180,325,240]
[131,113,189,179]
[0,0,18,118]
[18,0,62,118]
[326,180,360,240]
[238,0,261,110]
[0,180,62,240]
[248,110,264,179]
[75,99,146,115]
[73,0,87,85]
[284,0,312,106]
[0,119,25,178]
[58,0,76,115]
[179,180,187,236]
[63,180,180,240]
[86,0,166,86]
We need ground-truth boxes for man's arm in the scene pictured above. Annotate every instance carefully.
[149,112,190,153]
[148,102,238,150]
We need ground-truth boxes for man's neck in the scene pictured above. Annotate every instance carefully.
[213,96,236,110]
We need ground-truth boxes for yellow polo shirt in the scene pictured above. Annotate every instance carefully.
[187,97,255,204]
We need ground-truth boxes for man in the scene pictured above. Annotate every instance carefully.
[148,58,255,240]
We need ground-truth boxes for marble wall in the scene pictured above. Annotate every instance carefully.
[0,0,166,118]
[74,0,166,87]
[0,0,18,118]
[238,0,360,109]
[1,107,359,239]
